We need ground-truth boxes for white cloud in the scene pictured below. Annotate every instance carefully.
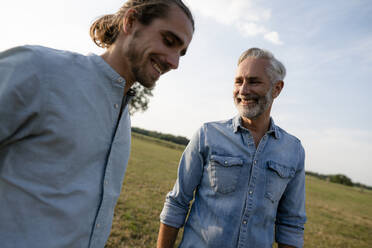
[185,0,282,45]
[237,22,267,37]
[264,32,283,45]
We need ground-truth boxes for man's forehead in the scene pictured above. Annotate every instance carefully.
[236,58,269,73]
[162,5,194,43]
[235,57,271,82]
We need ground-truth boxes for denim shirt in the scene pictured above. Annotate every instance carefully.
[0,46,132,248]
[160,116,306,248]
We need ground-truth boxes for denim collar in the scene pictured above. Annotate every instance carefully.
[232,115,280,139]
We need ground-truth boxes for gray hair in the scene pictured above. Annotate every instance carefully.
[238,48,286,85]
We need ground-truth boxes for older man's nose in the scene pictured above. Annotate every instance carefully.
[239,82,252,95]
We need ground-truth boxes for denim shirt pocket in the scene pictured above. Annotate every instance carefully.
[209,155,243,194]
[265,161,295,203]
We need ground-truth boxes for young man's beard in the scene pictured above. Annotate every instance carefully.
[125,30,157,89]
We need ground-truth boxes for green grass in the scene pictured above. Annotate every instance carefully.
[304,177,372,247]
[105,134,372,248]
[105,134,184,248]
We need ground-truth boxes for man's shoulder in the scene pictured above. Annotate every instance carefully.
[194,117,236,139]
[0,45,88,67]
[272,124,305,167]
[202,117,234,130]
[187,117,235,148]
[274,124,302,146]
[3,45,66,56]
[3,45,89,66]
[1,45,41,65]
[24,45,87,63]
[22,45,62,55]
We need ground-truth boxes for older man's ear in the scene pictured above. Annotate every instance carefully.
[273,80,284,99]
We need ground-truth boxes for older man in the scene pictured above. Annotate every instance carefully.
[157,48,306,248]
[0,1,194,247]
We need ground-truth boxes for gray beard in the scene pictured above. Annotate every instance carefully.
[235,87,273,119]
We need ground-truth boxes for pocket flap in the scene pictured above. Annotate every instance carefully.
[210,155,243,167]
[267,161,295,178]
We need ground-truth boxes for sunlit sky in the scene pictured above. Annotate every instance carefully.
[1,0,371,186]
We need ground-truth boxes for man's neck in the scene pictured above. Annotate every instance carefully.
[241,112,271,148]
[100,45,135,95]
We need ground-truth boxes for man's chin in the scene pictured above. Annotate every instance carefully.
[237,107,260,120]
[138,80,156,89]
[136,74,158,89]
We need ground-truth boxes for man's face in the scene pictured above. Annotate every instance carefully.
[233,57,274,120]
[122,5,193,88]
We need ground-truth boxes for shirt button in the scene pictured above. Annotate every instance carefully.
[114,104,119,109]
[254,160,257,165]
[249,191,253,195]
[224,161,228,164]
[117,78,124,83]
[104,180,108,185]
[96,223,100,228]
[243,220,247,225]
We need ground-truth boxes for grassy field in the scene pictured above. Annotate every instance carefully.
[105,133,372,248]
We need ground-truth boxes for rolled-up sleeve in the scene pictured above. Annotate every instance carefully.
[275,142,307,248]
[160,127,205,228]
[0,46,44,147]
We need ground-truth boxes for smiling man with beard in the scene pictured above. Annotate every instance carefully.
[157,48,306,248]
[0,1,194,248]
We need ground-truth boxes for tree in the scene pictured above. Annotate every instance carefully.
[129,82,153,115]
[329,174,354,187]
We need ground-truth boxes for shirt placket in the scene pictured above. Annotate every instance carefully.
[89,79,126,248]
[238,133,269,248]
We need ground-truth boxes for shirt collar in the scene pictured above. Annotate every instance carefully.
[232,115,280,139]
[267,118,280,139]
[88,53,127,88]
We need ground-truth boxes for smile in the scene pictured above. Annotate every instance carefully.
[241,99,256,104]
[151,60,162,74]
[237,97,258,106]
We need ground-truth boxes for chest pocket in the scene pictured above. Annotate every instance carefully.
[265,161,296,203]
[209,155,243,194]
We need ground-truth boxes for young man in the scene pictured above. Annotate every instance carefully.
[0,1,194,247]
[158,48,306,248]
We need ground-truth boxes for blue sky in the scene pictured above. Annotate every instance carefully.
[1,0,371,186]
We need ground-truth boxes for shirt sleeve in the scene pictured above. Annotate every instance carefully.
[0,46,44,147]
[160,127,205,228]
[275,142,307,248]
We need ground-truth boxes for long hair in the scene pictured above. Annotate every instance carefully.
[90,0,194,48]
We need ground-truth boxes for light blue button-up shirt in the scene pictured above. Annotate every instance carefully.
[0,46,132,248]
[160,116,306,248]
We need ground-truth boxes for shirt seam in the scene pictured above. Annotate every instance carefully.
[27,47,49,137]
